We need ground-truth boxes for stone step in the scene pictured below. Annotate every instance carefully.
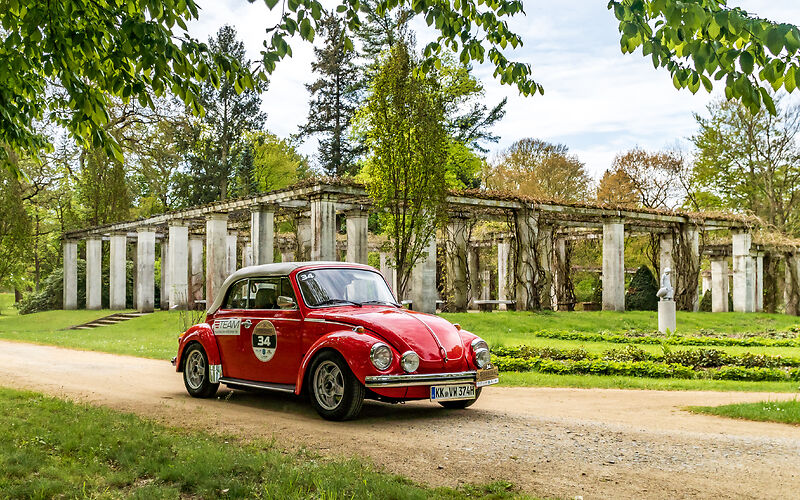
[67,312,151,330]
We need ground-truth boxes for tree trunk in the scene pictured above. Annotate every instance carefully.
[763,252,778,313]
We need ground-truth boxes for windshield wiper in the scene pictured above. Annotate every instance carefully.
[359,300,400,307]
[315,299,363,308]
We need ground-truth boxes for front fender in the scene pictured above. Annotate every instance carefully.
[176,323,222,372]
[294,331,396,395]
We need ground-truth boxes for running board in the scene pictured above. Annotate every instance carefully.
[219,377,296,394]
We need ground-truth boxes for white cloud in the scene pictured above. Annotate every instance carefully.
[188,0,800,177]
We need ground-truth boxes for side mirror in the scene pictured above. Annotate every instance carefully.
[277,295,296,310]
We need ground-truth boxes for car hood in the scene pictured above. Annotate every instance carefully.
[307,307,466,368]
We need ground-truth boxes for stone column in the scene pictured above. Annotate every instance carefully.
[310,194,337,261]
[411,236,438,314]
[168,222,189,310]
[602,219,625,311]
[732,232,754,312]
[552,237,568,311]
[701,271,712,295]
[63,239,78,310]
[345,210,369,264]
[281,248,294,263]
[136,228,156,313]
[206,214,228,306]
[250,204,275,265]
[681,225,701,312]
[445,217,469,312]
[468,247,481,309]
[188,235,204,308]
[109,232,127,310]
[227,231,238,275]
[785,253,800,316]
[295,215,311,261]
[379,251,394,289]
[755,252,764,312]
[160,239,170,310]
[85,236,102,310]
[130,240,137,307]
[659,233,674,275]
[514,211,540,311]
[710,257,729,312]
[497,239,511,310]
[538,225,554,310]
[243,243,253,267]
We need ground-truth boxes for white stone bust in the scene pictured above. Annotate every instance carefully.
[657,267,674,301]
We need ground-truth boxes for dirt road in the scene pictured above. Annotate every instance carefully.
[1,340,798,499]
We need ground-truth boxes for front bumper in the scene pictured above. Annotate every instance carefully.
[364,371,476,388]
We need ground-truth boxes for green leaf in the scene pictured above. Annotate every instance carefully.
[786,66,797,93]
[265,0,280,9]
[739,51,754,74]
[766,26,785,56]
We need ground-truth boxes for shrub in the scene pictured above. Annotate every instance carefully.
[699,290,712,312]
[625,265,659,311]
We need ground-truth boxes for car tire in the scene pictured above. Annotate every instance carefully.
[308,351,365,421]
[182,344,219,398]
[437,387,481,409]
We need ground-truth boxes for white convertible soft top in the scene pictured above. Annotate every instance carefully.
[206,261,373,314]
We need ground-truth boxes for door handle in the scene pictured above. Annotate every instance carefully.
[242,319,252,329]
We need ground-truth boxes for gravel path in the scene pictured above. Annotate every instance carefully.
[0,339,798,499]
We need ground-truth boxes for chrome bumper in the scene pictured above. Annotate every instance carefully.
[364,371,476,388]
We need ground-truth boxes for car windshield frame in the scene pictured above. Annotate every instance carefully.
[294,267,398,309]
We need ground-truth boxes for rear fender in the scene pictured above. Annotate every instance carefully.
[176,324,222,378]
[295,331,397,395]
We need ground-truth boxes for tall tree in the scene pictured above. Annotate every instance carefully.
[246,131,311,192]
[611,148,686,210]
[692,96,800,233]
[0,166,32,293]
[359,43,449,298]
[299,13,364,177]
[484,138,592,201]
[192,25,267,201]
[596,167,638,206]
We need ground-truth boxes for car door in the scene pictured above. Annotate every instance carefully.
[211,278,251,380]
[240,276,304,385]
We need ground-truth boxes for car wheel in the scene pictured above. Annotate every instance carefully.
[437,387,481,409]
[309,351,365,421]
[183,344,219,398]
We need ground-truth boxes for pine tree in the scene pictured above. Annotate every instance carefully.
[299,13,363,177]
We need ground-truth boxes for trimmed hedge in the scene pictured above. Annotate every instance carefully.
[528,330,800,347]
[491,344,800,381]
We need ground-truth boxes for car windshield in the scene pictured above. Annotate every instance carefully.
[295,268,397,307]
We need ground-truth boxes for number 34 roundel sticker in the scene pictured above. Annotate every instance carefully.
[251,321,277,362]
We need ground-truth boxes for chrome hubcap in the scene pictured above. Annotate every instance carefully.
[185,350,205,390]
[313,360,344,411]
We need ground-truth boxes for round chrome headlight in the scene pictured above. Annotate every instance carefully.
[471,338,491,369]
[370,343,392,371]
[401,351,420,373]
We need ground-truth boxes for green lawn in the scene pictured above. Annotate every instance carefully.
[0,292,16,316]
[0,310,187,360]
[0,386,522,499]
[688,399,800,425]
[443,310,800,358]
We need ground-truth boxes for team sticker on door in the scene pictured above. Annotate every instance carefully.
[251,320,277,362]
[212,318,241,335]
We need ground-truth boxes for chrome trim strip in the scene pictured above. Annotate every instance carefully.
[219,377,296,393]
[305,318,354,327]
[209,364,222,384]
[364,371,477,388]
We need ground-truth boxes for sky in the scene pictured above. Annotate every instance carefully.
[187,1,800,179]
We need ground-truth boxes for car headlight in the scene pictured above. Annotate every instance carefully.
[471,338,491,369]
[370,343,392,370]
[401,351,419,373]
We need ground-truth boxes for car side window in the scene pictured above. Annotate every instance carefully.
[280,277,297,303]
[249,278,280,310]
[223,280,249,309]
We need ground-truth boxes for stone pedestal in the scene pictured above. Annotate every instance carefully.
[658,300,676,334]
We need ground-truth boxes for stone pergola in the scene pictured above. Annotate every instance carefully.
[62,180,775,315]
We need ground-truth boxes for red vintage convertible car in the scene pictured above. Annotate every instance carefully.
[173,262,499,420]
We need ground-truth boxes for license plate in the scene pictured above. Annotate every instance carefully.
[476,366,499,387]
[430,383,476,401]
